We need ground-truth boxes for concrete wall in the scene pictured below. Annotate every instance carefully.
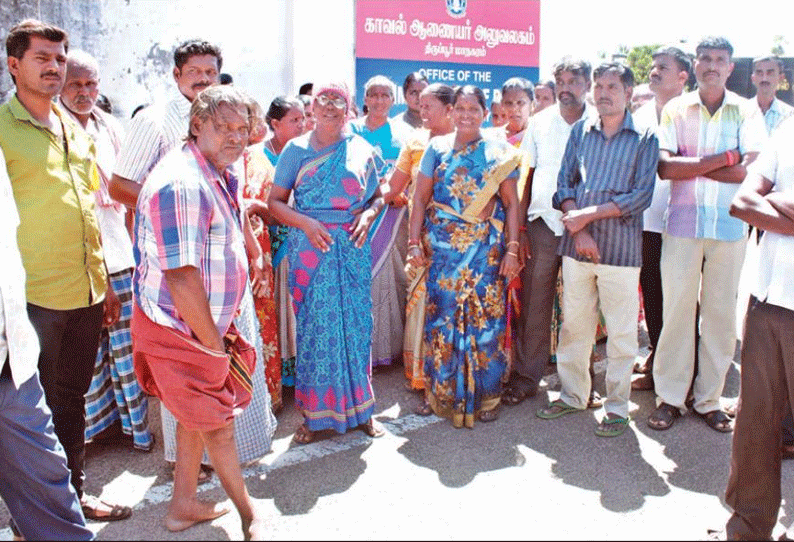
[1,0,356,120]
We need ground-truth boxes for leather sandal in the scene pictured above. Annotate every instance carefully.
[80,494,132,522]
[697,409,734,433]
[292,423,315,445]
[647,402,681,431]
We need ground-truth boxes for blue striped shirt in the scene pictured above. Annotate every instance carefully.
[553,112,659,267]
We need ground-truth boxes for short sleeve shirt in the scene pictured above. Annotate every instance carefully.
[134,142,248,337]
[658,89,766,241]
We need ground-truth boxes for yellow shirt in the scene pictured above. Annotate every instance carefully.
[0,96,106,310]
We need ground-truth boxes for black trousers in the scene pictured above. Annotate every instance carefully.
[639,231,663,352]
[27,302,104,499]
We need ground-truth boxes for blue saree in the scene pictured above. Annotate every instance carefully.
[418,134,521,428]
[273,133,381,433]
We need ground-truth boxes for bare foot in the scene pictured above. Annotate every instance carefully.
[164,499,230,532]
[244,516,268,541]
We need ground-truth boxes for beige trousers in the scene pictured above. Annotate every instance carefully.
[557,257,640,418]
[653,235,746,413]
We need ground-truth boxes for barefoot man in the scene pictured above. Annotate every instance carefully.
[131,84,266,538]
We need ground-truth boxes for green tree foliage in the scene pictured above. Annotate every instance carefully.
[626,44,662,84]
[772,35,787,55]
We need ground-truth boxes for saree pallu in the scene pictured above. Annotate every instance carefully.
[422,137,521,428]
[287,137,379,433]
[243,148,282,410]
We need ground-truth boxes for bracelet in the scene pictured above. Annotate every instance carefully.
[407,239,421,247]
[506,251,519,258]
[506,240,519,248]
[725,149,739,167]
[408,245,422,253]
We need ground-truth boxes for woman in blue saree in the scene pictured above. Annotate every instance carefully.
[408,85,523,428]
[268,82,386,444]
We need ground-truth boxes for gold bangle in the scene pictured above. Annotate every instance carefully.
[506,241,519,248]
[506,251,519,258]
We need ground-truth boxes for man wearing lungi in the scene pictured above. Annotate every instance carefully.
[132,84,266,538]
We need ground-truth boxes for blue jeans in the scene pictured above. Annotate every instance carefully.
[0,363,92,540]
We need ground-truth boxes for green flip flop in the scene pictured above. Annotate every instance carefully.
[595,415,630,437]
[536,399,582,419]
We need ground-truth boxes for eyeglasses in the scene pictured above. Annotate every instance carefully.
[315,94,347,110]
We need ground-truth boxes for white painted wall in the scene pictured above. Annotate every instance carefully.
[91,0,355,121]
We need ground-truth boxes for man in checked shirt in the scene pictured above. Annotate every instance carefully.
[536,62,658,438]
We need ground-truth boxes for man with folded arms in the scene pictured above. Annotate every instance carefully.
[648,36,765,433]
[721,115,794,540]
[132,85,265,537]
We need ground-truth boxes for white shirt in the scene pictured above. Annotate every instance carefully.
[756,97,794,136]
[750,116,794,312]
[633,98,670,234]
[0,146,41,388]
[519,102,594,236]
[113,89,192,184]
[64,106,135,274]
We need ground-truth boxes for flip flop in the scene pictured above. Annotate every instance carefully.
[536,399,582,419]
[361,419,385,438]
[595,415,630,437]
[292,423,315,445]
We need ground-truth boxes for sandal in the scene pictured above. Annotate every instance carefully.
[292,423,315,445]
[697,409,734,433]
[414,401,433,416]
[477,407,500,423]
[536,399,582,419]
[80,494,132,522]
[361,419,385,438]
[647,402,681,431]
[501,381,535,406]
[587,390,603,409]
[595,415,630,437]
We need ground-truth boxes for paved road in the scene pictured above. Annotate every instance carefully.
[2,336,792,540]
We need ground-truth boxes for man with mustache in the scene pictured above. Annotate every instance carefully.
[631,46,691,392]
[506,57,595,406]
[58,50,154,453]
[536,63,658,438]
[132,85,266,537]
[648,36,765,433]
[751,55,793,137]
[0,19,130,523]
[109,39,222,208]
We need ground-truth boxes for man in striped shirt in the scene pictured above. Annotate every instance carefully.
[108,39,222,207]
[648,37,765,434]
[536,63,658,437]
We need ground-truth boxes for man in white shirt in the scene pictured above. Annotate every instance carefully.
[109,39,222,207]
[631,46,690,391]
[751,55,794,136]
[504,57,594,405]
[0,146,93,540]
[59,50,153,452]
[722,116,794,540]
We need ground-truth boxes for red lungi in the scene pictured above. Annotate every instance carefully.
[131,304,255,432]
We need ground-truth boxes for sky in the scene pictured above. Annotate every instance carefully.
[539,0,794,76]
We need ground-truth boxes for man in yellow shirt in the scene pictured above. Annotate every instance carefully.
[0,19,127,522]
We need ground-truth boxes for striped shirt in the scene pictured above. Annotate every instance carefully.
[113,90,192,184]
[658,89,765,241]
[133,141,248,338]
[553,112,658,268]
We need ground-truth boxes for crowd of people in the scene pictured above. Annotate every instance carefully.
[0,17,792,541]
